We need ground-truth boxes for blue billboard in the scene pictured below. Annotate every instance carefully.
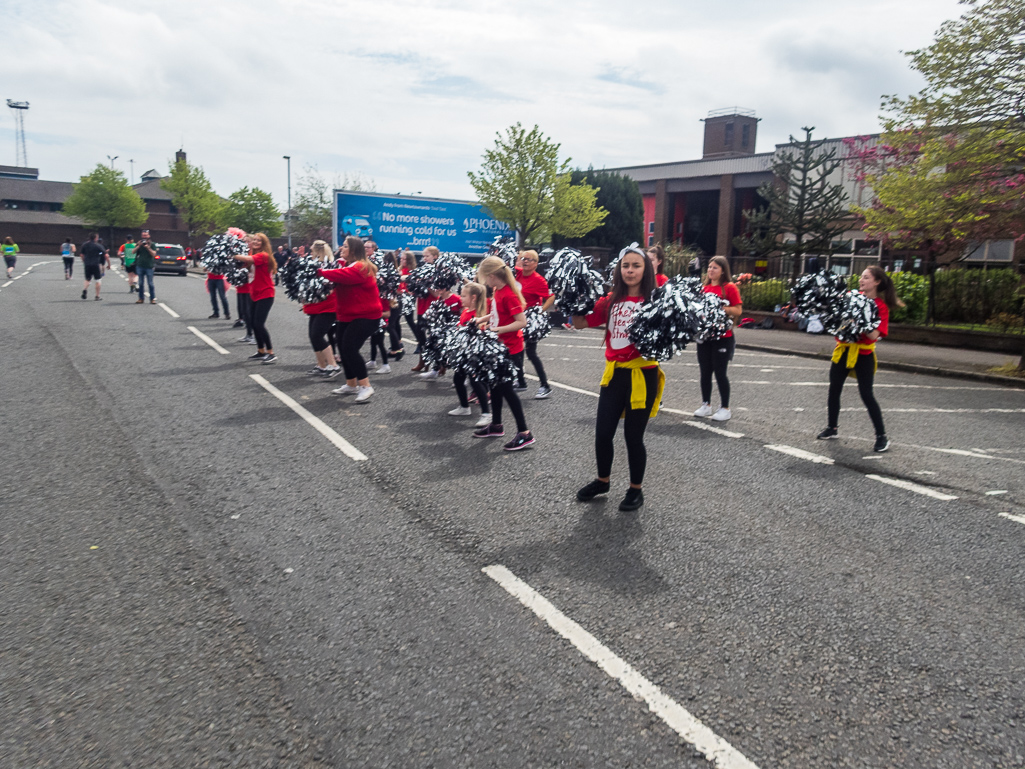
[333,190,512,254]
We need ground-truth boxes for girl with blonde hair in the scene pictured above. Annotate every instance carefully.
[447,281,492,425]
[302,240,341,377]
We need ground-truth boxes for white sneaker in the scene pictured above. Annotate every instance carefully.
[475,413,492,427]
[366,360,378,370]
[711,407,732,422]
[693,403,714,418]
[448,406,472,416]
[354,385,374,403]
[376,364,392,374]
[332,384,358,395]
[419,369,439,380]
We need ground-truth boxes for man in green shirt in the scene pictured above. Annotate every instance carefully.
[119,236,138,291]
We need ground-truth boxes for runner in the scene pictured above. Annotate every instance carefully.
[60,238,76,280]
[2,237,19,278]
[119,236,138,292]
[79,233,108,300]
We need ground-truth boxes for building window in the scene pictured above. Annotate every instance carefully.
[647,235,654,246]
[724,122,734,145]
[742,124,750,147]
[648,221,654,233]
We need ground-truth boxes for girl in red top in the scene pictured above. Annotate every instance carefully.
[817,265,901,453]
[447,281,492,426]
[473,256,534,451]
[409,246,441,372]
[693,256,743,422]
[571,246,661,511]
[303,240,340,377]
[396,250,419,358]
[646,244,669,287]
[319,236,382,404]
[514,249,554,398]
[233,232,278,363]
[417,286,462,380]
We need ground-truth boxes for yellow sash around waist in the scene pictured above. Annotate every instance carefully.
[600,357,665,418]
[832,341,877,377]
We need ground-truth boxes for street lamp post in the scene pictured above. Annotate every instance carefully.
[129,159,135,185]
[283,155,291,250]
[107,154,119,170]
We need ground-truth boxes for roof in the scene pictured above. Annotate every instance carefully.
[0,177,75,203]
[0,209,84,225]
[606,152,775,182]
[132,178,173,201]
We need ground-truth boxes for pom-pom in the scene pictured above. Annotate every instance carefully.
[535,247,555,277]
[398,291,416,317]
[374,260,402,299]
[443,321,518,389]
[693,291,732,344]
[626,276,704,361]
[546,247,606,316]
[420,299,460,369]
[433,253,473,291]
[523,305,552,343]
[488,236,519,268]
[201,231,251,287]
[405,263,435,299]
[277,256,334,304]
[791,272,848,320]
[827,290,881,342]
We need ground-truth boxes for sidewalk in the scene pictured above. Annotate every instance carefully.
[735,327,1025,388]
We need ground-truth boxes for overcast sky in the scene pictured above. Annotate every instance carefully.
[4,0,963,205]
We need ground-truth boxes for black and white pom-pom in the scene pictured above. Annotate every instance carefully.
[375,261,402,299]
[420,299,460,369]
[626,276,703,361]
[433,253,473,291]
[201,232,251,287]
[791,272,848,319]
[277,256,334,304]
[405,263,435,299]
[398,291,416,317]
[535,247,555,277]
[546,247,606,316]
[693,292,732,344]
[827,290,881,343]
[488,236,519,268]
[444,322,517,389]
[524,305,552,343]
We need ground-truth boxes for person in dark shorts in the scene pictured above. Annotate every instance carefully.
[60,238,76,279]
[79,233,108,300]
[119,235,138,292]
[3,237,19,278]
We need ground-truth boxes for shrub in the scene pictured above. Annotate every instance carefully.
[662,243,700,277]
[933,268,1021,325]
[889,272,928,324]
[740,278,790,311]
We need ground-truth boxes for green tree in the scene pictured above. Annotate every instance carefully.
[552,167,643,251]
[161,158,222,242]
[734,127,850,279]
[467,123,607,245]
[63,164,148,243]
[219,186,282,236]
[293,166,377,245]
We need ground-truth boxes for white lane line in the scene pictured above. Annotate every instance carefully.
[158,302,180,318]
[765,445,834,464]
[792,382,1010,392]
[931,448,994,459]
[187,273,204,279]
[1,280,11,287]
[986,490,1008,496]
[187,325,230,355]
[660,408,745,438]
[842,408,1025,414]
[523,372,601,398]
[249,374,368,462]
[999,513,1025,526]
[483,565,760,769]
[866,474,958,501]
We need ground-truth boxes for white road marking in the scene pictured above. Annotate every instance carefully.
[986,490,1008,496]
[187,325,230,355]
[660,408,745,438]
[932,448,995,459]
[158,302,180,318]
[861,455,884,460]
[842,408,1025,414]
[866,474,958,501]
[916,470,937,475]
[792,382,1011,392]
[523,372,600,398]
[249,374,368,461]
[1,280,11,287]
[765,445,834,464]
[187,273,204,279]
[483,564,760,769]
[999,512,1025,526]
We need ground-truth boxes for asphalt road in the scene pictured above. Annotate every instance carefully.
[3,255,1024,769]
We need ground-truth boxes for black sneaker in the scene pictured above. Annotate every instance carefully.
[232,319,245,328]
[472,423,505,438]
[873,434,890,453]
[248,352,268,361]
[261,354,278,364]
[619,488,644,512]
[577,479,610,501]
[503,431,535,451]
[816,427,838,440]
[81,289,87,299]
[94,296,102,301]
[513,383,528,392]
[535,385,553,399]
[208,313,220,319]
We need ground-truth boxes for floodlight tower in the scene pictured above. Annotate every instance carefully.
[6,100,29,167]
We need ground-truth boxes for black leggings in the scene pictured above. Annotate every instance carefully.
[252,297,274,350]
[490,351,528,433]
[595,366,659,486]
[454,372,490,412]
[370,327,389,363]
[518,340,548,387]
[828,353,886,436]
[237,293,253,336]
[696,336,735,408]
[308,312,335,353]
[386,306,403,350]
[335,318,378,380]
[410,315,427,346]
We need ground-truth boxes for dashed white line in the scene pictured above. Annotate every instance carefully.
[249,374,368,461]
[998,512,1025,526]
[483,564,760,769]
[865,474,958,501]
[523,372,600,398]
[660,408,745,438]
[765,445,834,464]
[1,280,11,287]
[158,302,180,318]
[187,325,230,355]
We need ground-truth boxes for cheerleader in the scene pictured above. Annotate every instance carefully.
[473,256,535,451]
[514,249,554,399]
[447,281,492,427]
[418,286,461,380]
[571,245,663,512]
[693,256,742,422]
[646,244,669,287]
[318,236,381,404]
[817,265,900,453]
[303,240,340,377]
[233,232,277,363]
[410,246,440,372]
